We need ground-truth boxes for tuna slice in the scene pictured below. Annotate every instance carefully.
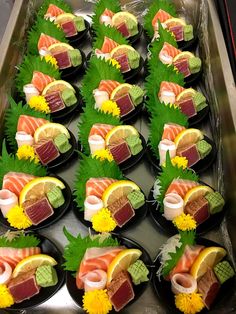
[34,139,60,165]
[89,123,114,139]
[8,270,40,303]
[162,123,185,141]
[107,270,134,312]
[44,91,65,113]
[114,54,131,73]
[177,143,201,167]
[169,25,184,41]
[198,268,220,309]
[0,247,41,269]
[53,50,71,69]
[173,58,191,78]
[3,172,36,197]
[17,115,49,136]
[115,94,135,117]
[101,37,119,54]
[98,80,120,97]
[166,179,199,199]
[178,98,197,118]
[108,196,135,227]
[109,140,132,164]
[117,22,130,38]
[184,196,210,225]
[61,21,77,37]
[76,247,124,289]
[152,9,172,26]
[24,197,54,225]
[86,178,117,198]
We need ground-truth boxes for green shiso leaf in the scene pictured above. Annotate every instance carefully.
[0,140,47,187]
[78,104,122,155]
[156,153,199,212]
[15,54,61,96]
[63,227,120,273]
[27,17,68,55]
[144,0,177,38]
[74,153,124,209]
[92,0,121,33]
[0,231,40,248]
[38,0,73,18]
[93,24,128,49]
[81,56,124,104]
[4,97,50,151]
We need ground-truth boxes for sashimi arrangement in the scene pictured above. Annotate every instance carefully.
[63,229,151,313]
[4,98,76,169]
[0,231,63,309]
[73,154,146,232]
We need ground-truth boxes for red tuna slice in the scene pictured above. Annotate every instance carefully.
[114,54,131,73]
[177,143,201,167]
[116,22,130,38]
[115,94,135,117]
[198,268,220,309]
[17,115,49,136]
[44,91,65,113]
[8,270,40,303]
[152,9,172,26]
[109,139,131,164]
[61,20,78,37]
[53,50,71,69]
[101,37,119,53]
[31,71,55,93]
[162,123,186,141]
[89,123,114,139]
[108,196,135,227]
[98,80,120,97]
[34,139,60,165]
[166,179,199,199]
[45,4,65,18]
[0,247,41,269]
[24,197,54,225]
[178,98,197,118]
[169,25,184,41]
[38,34,60,51]
[184,196,210,225]
[86,178,117,198]
[173,58,191,77]
[3,172,36,197]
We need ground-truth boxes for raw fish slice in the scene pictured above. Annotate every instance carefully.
[173,58,191,78]
[0,261,12,284]
[84,269,107,292]
[161,42,181,58]
[89,123,114,139]
[159,81,185,97]
[162,123,185,141]
[53,50,71,69]
[37,33,60,51]
[31,71,55,93]
[0,247,41,269]
[152,9,172,26]
[17,115,49,136]
[166,179,199,199]
[169,25,184,41]
[101,36,119,53]
[61,21,77,37]
[3,172,36,197]
[45,4,65,18]
[101,8,115,18]
[86,177,117,198]
[98,80,120,97]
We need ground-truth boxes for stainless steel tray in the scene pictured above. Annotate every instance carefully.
[0,0,236,313]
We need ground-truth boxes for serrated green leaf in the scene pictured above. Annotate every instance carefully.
[93,24,128,49]
[0,232,40,248]
[38,0,73,18]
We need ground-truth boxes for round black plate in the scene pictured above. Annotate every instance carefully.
[0,175,72,231]
[51,85,83,122]
[146,136,217,174]
[68,20,90,47]
[66,233,152,312]
[61,50,86,81]
[148,182,226,236]
[72,186,147,233]
[152,238,236,314]
[6,234,65,311]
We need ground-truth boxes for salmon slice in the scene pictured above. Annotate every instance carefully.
[166,179,199,199]
[31,71,55,93]
[101,36,119,53]
[17,115,49,136]
[162,123,185,141]
[98,80,121,97]
[159,81,185,97]
[45,4,65,18]
[89,123,114,139]
[38,33,60,51]
[0,247,41,269]
[76,247,124,289]
[101,8,115,18]
[86,177,117,198]
[152,9,172,26]
[3,172,37,197]
[160,42,181,58]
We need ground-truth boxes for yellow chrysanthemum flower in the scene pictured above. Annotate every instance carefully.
[44,55,58,68]
[100,100,120,117]
[6,205,32,230]
[28,95,50,114]
[92,208,117,233]
[173,213,197,231]
[17,145,40,164]
[175,292,205,314]
[0,285,14,308]
[92,149,114,162]
[108,58,121,69]
[171,156,188,169]
[83,289,112,314]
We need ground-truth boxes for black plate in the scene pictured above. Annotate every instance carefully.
[67,20,90,47]
[146,136,217,174]
[184,67,202,88]
[66,233,152,312]
[0,175,72,231]
[51,85,83,122]
[61,50,86,81]
[152,238,236,314]
[72,186,148,233]
[6,234,65,311]
[148,182,226,236]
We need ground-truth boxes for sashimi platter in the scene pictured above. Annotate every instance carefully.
[0,0,235,313]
